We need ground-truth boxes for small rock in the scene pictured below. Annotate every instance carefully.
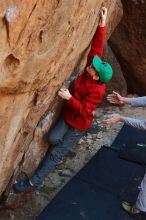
[58,169,73,177]
[78,139,84,145]
[50,175,61,187]
[87,134,92,139]
[92,134,98,139]
[96,132,103,139]
[9,213,15,220]
[86,139,93,145]
[66,151,76,159]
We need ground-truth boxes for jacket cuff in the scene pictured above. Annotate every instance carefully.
[67,96,75,105]
[98,26,106,31]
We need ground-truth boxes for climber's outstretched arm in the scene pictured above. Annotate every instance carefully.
[87,7,107,65]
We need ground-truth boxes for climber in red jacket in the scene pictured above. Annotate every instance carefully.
[14,7,113,192]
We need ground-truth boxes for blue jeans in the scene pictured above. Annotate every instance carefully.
[29,116,86,186]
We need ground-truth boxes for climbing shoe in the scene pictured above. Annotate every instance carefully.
[13,179,36,193]
[122,201,146,220]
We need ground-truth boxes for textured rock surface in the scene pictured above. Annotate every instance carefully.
[109,0,146,95]
[0,0,122,195]
[104,43,127,96]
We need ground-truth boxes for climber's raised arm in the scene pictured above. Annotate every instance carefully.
[87,7,107,66]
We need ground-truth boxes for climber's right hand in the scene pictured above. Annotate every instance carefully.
[99,7,107,27]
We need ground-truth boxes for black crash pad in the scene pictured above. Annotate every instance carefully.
[37,125,146,220]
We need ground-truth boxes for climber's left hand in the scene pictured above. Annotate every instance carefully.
[58,88,72,100]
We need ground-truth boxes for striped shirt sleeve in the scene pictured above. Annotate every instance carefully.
[123,117,146,130]
[130,97,146,107]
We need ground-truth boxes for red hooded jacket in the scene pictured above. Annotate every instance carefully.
[63,26,106,131]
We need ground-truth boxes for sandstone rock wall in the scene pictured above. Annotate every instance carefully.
[104,43,127,96]
[109,0,146,95]
[0,0,122,195]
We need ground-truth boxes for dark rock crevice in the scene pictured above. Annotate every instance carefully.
[109,0,146,95]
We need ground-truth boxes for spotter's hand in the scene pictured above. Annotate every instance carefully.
[101,114,124,125]
[107,91,125,105]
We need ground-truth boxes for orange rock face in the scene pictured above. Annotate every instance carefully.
[110,0,146,95]
[0,0,122,195]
